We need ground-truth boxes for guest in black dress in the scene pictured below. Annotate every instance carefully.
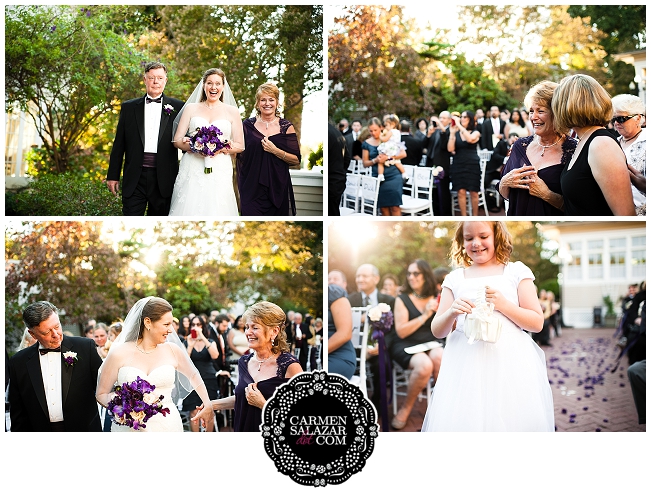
[499,81,576,216]
[552,74,635,215]
[183,315,221,432]
[389,259,443,430]
[236,82,301,216]
[448,111,482,215]
[210,301,302,432]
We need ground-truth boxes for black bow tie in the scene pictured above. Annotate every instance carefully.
[146,96,162,104]
[39,347,61,355]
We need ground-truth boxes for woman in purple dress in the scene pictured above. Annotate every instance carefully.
[499,81,576,216]
[236,83,301,216]
[209,301,302,432]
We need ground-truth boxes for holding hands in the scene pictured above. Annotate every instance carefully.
[501,164,536,190]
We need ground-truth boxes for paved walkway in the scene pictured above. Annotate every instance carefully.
[386,326,645,432]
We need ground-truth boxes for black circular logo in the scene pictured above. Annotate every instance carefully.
[261,370,378,486]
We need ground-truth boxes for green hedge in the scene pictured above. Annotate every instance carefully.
[6,172,122,216]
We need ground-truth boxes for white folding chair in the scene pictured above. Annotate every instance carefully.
[349,306,370,397]
[451,153,490,216]
[402,164,416,197]
[340,173,361,215]
[392,362,433,416]
[350,175,380,216]
[401,166,434,216]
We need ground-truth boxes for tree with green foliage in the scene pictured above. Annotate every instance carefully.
[154,5,322,144]
[328,5,428,120]
[5,221,126,348]
[5,5,145,174]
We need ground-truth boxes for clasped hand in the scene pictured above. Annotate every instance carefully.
[245,383,265,409]
[502,164,536,190]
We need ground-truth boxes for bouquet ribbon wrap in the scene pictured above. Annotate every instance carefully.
[368,303,393,433]
[464,300,502,344]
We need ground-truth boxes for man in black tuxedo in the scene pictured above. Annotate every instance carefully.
[400,120,426,165]
[329,122,349,216]
[426,111,452,215]
[344,119,362,161]
[338,118,351,136]
[107,62,185,215]
[292,313,312,371]
[9,302,103,431]
[480,105,508,151]
[347,264,395,413]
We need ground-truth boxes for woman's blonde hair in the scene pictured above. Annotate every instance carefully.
[255,82,281,117]
[552,74,612,132]
[450,221,513,267]
[242,301,289,354]
[524,81,564,134]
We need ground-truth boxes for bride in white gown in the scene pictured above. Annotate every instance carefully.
[96,297,214,432]
[169,68,244,216]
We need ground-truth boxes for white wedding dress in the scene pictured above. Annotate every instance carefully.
[110,365,183,432]
[168,117,239,216]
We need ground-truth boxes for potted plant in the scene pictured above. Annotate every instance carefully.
[603,295,617,327]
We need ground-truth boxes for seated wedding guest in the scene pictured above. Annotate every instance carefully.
[17,328,37,351]
[183,315,220,432]
[327,284,356,379]
[210,301,302,431]
[389,259,443,430]
[237,82,300,216]
[552,74,635,215]
[611,94,646,216]
[328,269,348,291]
[499,81,577,216]
[348,263,395,412]
[381,273,401,298]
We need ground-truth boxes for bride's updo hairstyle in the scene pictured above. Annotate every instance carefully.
[254,83,282,117]
[242,301,289,354]
[200,68,227,102]
[138,297,173,339]
[451,221,513,267]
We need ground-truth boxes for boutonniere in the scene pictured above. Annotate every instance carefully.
[63,351,78,367]
[163,104,174,115]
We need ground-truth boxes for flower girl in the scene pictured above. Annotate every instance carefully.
[422,221,554,431]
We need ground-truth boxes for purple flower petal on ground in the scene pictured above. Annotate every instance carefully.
[569,419,575,423]
[619,383,626,387]
[577,397,581,401]
[602,398,608,402]
[569,413,576,418]
[595,428,601,432]
[583,407,588,411]
[561,408,567,414]
[603,419,608,423]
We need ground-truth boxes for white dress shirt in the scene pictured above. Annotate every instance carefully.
[491,117,501,136]
[144,94,163,153]
[361,289,379,307]
[38,348,64,422]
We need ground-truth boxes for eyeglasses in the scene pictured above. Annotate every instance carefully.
[192,322,201,327]
[610,114,640,125]
[407,271,422,277]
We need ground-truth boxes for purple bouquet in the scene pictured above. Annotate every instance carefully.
[189,125,231,174]
[367,303,394,341]
[107,376,170,430]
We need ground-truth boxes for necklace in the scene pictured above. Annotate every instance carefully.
[136,342,156,354]
[623,129,643,143]
[412,291,428,299]
[535,134,563,156]
[202,102,218,110]
[259,116,277,129]
[252,352,273,371]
